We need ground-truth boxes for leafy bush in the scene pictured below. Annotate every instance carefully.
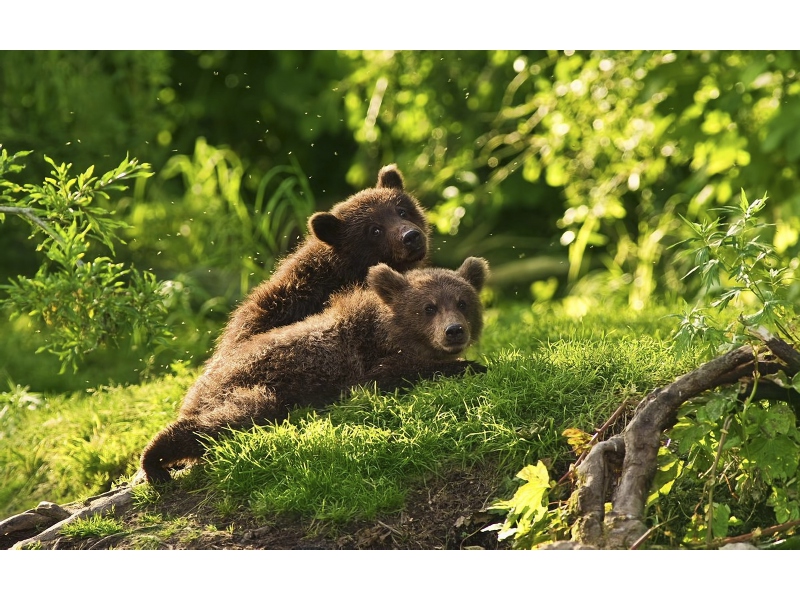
[0,148,171,373]
[488,192,800,548]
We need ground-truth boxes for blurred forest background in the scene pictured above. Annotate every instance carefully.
[3,49,800,392]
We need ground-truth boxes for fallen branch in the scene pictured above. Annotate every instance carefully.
[750,326,800,375]
[0,501,71,538]
[10,486,135,550]
[710,517,800,548]
[570,344,759,548]
[557,398,632,487]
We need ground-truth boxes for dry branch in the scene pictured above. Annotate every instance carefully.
[10,486,134,550]
[571,344,759,548]
[750,326,800,375]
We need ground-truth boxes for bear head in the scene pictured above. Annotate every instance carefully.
[368,257,489,361]
[308,165,429,274]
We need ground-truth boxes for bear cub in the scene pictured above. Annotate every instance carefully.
[218,164,429,353]
[139,257,489,483]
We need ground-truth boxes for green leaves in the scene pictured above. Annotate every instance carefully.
[674,191,797,352]
[662,385,800,546]
[483,461,564,548]
[0,151,169,373]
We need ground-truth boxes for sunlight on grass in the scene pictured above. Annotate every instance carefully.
[0,299,703,524]
[60,514,127,539]
[0,372,192,518]
[199,300,698,524]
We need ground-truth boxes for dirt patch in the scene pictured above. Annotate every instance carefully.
[3,466,512,550]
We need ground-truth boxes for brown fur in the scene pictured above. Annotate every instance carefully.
[139,257,489,483]
[216,164,429,355]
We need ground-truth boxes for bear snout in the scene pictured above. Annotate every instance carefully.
[445,323,465,340]
[402,228,424,250]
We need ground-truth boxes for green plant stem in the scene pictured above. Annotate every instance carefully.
[0,205,65,244]
[704,414,734,548]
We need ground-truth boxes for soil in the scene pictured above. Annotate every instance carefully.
[2,465,513,550]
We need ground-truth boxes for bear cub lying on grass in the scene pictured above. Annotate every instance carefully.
[171,165,431,441]
[140,257,489,483]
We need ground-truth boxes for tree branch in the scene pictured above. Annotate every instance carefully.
[571,344,759,548]
[0,205,66,245]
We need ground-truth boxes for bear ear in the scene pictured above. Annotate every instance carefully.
[309,212,342,246]
[456,257,490,292]
[376,164,405,190]
[368,263,409,304]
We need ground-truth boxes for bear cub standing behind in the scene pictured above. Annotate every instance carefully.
[140,257,489,483]
[218,164,429,354]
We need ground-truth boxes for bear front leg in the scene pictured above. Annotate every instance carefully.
[365,358,486,393]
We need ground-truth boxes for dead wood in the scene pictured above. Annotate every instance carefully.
[10,486,135,550]
[570,344,759,548]
[750,326,800,375]
[0,501,72,538]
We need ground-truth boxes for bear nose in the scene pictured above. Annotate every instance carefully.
[445,324,465,341]
[402,229,422,249]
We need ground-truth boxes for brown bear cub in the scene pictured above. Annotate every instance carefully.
[216,164,429,354]
[139,257,489,483]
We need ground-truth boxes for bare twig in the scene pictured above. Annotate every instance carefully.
[711,517,800,548]
[0,205,64,244]
[629,522,662,550]
[557,397,633,486]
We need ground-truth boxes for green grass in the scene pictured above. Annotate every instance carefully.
[201,301,699,523]
[60,514,128,539]
[0,299,701,525]
[0,370,191,518]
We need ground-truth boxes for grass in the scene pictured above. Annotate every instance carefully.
[0,370,191,518]
[200,300,700,524]
[0,298,701,526]
[60,514,128,539]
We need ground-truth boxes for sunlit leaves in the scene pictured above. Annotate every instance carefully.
[128,138,315,300]
[0,152,170,373]
[483,461,565,548]
[674,191,797,351]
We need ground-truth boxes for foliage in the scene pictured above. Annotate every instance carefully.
[6,50,800,548]
[122,137,316,301]
[648,193,800,547]
[491,194,800,549]
[462,50,800,306]
[482,461,567,548]
[661,389,800,547]
[0,51,172,182]
[5,51,800,304]
[0,149,172,372]
[673,190,799,352]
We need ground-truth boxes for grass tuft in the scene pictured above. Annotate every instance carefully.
[60,514,127,539]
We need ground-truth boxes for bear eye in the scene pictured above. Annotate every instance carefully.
[424,304,437,316]
[370,225,383,237]
[457,300,467,311]
[397,207,408,218]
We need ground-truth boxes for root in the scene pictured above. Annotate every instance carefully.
[567,341,793,548]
